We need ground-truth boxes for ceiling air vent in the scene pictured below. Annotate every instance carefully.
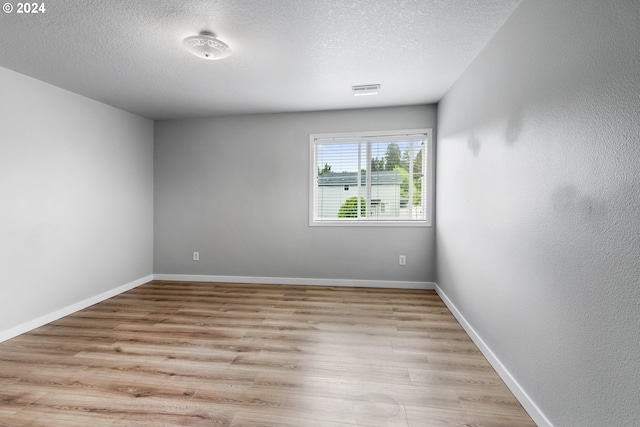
[352,84,381,96]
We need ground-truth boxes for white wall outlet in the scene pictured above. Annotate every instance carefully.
[193,251,199,261]
[399,255,406,266]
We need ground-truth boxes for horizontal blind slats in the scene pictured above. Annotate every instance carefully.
[311,130,430,225]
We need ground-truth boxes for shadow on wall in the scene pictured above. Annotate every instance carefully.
[505,107,524,146]
[465,106,524,158]
[550,184,608,223]
[467,134,481,157]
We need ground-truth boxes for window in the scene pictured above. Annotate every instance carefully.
[310,129,432,226]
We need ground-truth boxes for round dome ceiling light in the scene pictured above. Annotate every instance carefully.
[183,32,231,60]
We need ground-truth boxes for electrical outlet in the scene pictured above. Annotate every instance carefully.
[399,255,406,266]
[193,251,199,261]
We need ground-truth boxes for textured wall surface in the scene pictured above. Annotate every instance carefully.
[154,105,435,283]
[0,66,154,333]
[436,0,640,425]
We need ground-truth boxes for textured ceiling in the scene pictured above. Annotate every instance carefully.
[0,0,522,120]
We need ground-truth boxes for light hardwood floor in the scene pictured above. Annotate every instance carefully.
[0,281,536,426]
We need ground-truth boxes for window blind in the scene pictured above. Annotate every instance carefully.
[310,129,431,226]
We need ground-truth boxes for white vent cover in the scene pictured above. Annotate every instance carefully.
[352,84,381,96]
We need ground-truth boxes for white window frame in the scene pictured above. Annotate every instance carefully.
[309,128,433,227]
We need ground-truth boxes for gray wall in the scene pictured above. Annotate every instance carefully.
[154,105,435,284]
[0,66,154,334]
[436,0,640,425]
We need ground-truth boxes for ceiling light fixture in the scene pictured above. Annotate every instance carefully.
[352,84,381,96]
[183,32,231,60]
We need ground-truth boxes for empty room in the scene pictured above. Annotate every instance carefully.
[1,0,638,426]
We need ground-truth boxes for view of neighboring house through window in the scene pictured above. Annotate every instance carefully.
[309,129,432,226]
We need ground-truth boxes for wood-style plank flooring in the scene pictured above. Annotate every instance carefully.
[0,281,536,426]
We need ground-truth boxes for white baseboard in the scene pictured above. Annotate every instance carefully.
[153,274,435,290]
[434,283,553,427]
[0,274,153,344]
